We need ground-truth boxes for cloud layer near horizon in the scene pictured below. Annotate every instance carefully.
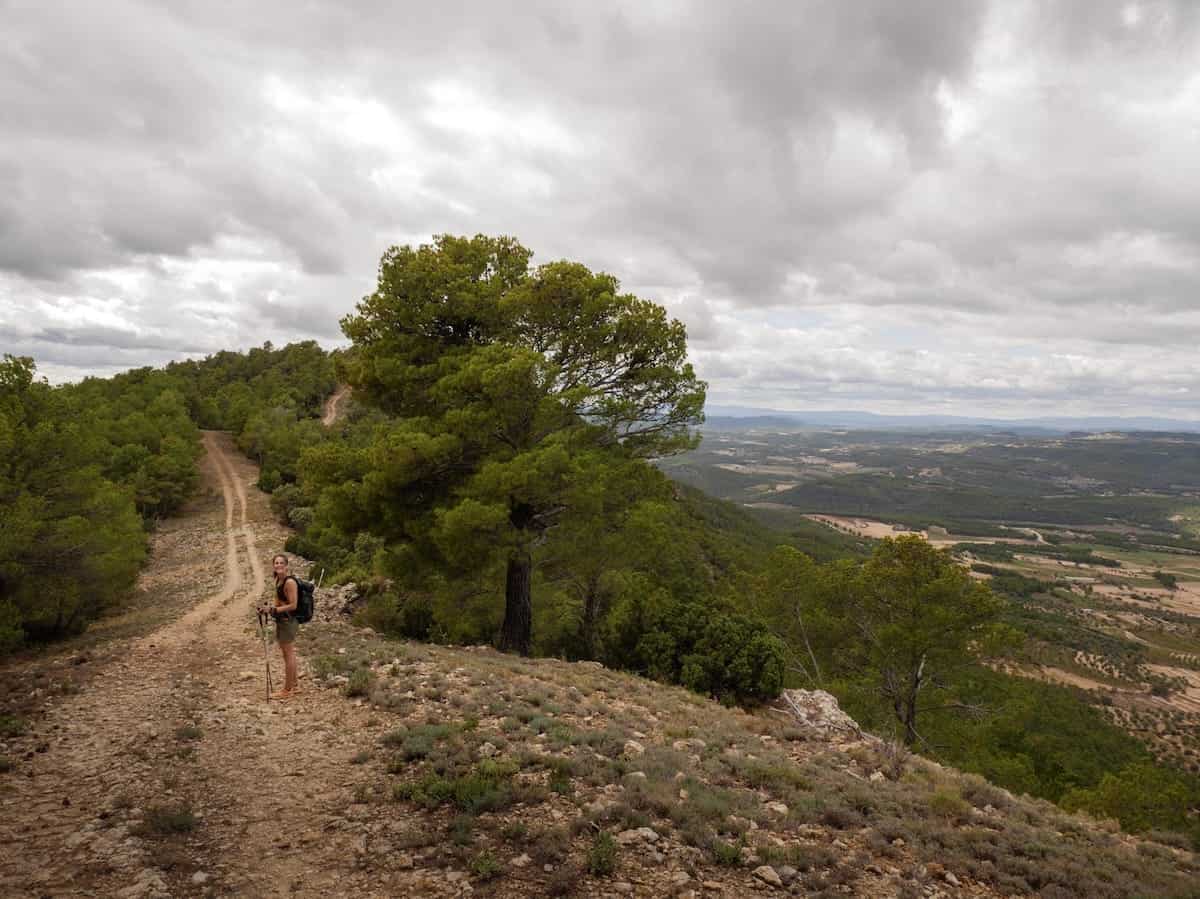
[2,1,1199,418]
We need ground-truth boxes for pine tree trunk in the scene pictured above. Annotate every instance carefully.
[498,550,533,656]
[901,703,919,747]
[580,575,601,660]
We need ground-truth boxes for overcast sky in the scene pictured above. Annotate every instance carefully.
[3,1,1199,419]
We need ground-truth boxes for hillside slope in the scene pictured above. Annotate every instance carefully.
[0,436,1196,897]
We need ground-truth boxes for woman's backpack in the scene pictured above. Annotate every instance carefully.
[289,576,316,624]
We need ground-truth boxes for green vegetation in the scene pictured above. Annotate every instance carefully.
[318,626,1199,896]
[327,234,705,655]
[585,831,617,876]
[138,802,198,835]
[1153,570,1179,590]
[755,537,1009,745]
[0,355,197,652]
[7,238,1199,853]
[1,341,336,655]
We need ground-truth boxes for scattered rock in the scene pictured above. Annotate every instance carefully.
[752,865,784,889]
[623,739,645,757]
[763,800,788,818]
[511,853,531,868]
[190,871,210,885]
[778,689,868,739]
[616,829,644,846]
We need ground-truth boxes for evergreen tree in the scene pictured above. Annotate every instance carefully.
[333,234,706,654]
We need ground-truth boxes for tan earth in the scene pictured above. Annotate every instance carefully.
[0,432,466,898]
[322,385,351,427]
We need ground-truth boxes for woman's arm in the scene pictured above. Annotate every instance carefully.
[277,577,299,615]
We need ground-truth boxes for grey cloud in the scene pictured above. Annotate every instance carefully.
[29,325,204,352]
[2,0,1199,416]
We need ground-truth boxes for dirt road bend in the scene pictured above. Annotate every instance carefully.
[0,432,437,898]
[321,385,350,427]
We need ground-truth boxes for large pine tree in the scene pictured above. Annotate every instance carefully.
[335,234,706,654]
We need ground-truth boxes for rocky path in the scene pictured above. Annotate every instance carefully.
[0,432,447,898]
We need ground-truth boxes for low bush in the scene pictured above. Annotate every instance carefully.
[469,849,502,880]
[344,667,373,697]
[586,831,618,876]
[140,803,197,835]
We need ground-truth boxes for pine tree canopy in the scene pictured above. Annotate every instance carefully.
[330,234,707,654]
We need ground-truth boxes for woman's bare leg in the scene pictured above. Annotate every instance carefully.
[281,642,298,692]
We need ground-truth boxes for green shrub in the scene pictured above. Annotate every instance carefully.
[602,591,786,705]
[586,831,618,876]
[448,815,474,846]
[710,837,742,867]
[1061,762,1197,840]
[140,803,197,835]
[501,822,529,843]
[344,668,372,697]
[928,789,971,822]
[470,849,502,880]
[312,654,349,680]
[393,760,519,814]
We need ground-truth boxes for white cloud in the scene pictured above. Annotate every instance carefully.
[0,1,1197,420]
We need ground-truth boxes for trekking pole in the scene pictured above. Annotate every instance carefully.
[317,568,325,590]
[256,608,273,701]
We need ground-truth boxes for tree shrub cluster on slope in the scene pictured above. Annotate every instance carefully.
[0,356,200,651]
[7,234,1194,847]
[166,340,335,435]
[164,339,336,493]
[285,235,786,705]
[0,341,333,654]
[751,535,1200,846]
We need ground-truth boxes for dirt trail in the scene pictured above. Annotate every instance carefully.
[0,432,444,898]
[321,386,350,427]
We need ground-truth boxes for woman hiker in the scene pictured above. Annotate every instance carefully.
[263,553,300,699]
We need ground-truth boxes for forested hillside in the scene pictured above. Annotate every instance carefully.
[4,236,1198,852]
[0,356,199,650]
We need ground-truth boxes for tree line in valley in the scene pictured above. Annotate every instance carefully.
[2,235,1196,847]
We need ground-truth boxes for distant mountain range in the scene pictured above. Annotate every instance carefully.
[703,406,1200,434]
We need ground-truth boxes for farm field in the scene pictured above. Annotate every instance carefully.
[663,425,1200,771]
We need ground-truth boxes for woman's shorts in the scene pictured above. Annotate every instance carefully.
[275,615,298,644]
